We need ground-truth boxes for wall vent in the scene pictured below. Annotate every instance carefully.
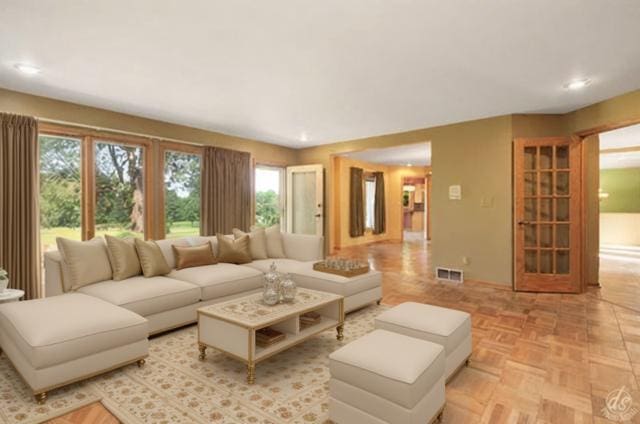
[435,267,464,283]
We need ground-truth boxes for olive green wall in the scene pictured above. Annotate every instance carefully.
[600,168,640,213]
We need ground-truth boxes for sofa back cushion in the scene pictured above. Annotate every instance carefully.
[105,235,142,281]
[56,237,113,291]
[173,243,218,270]
[263,224,287,258]
[217,233,252,264]
[134,239,171,277]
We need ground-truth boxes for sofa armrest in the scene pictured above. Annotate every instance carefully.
[281,233,324,262]
[44,251,65,297]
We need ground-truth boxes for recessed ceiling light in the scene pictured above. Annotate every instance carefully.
[565,78,591,90]
[14,63,41,75]
[300,132,308,142]
[407,163,413,167]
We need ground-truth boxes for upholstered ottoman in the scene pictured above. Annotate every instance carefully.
[375,302,471,381]
[329,329,445,424]
[292,264,382,313]
[0,293,148,403]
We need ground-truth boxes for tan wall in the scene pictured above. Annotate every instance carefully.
[0,88,298,166]
[331,156,427,249]
[568,89,640,134]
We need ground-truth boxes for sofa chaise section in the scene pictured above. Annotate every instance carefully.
[0,293,148,403]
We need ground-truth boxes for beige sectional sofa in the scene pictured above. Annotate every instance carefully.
[1,231,382,403]
[43,232,382,334]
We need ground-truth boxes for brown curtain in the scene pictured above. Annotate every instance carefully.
[0,113,41,299]
[200,146,252,235]
[373,171,386,234]
[349,167,364,237]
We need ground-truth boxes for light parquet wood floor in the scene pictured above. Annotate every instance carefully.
[48,239,640,424]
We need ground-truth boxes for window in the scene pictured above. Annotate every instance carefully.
[164,150,201,238]
[39,135,82,252]
[255,166,284,227]
[94,141,146,238]
[365,178,376,229]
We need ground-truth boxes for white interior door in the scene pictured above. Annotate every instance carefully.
[286,164,323,235]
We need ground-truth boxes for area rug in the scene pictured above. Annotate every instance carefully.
[0,305,384,424]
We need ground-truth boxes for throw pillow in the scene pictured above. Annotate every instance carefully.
[262,224,286,258]
[105,235,142,281]
[232,227,268,260]
[217,233,252,264]
[173,243,218,270]
[56,237,113,291]
[134,239,171,277]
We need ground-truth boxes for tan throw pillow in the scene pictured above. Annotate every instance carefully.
[173,243,218,270]
[263,224,286,258]
[217,233,252,264]
[105,235,142,281]
[233,227,268,260]
[56,237,113,291]
[134,239,171,277]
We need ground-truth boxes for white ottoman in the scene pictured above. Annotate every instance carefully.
[375,302,471,381]
[329,329,445,424]
[0,293,148,403]
[292,264,382,313]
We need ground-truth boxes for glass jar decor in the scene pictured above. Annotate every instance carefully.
[280,273,297,303]
[263,262,281,306]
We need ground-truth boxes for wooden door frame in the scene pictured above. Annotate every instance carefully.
[513,136,583,293]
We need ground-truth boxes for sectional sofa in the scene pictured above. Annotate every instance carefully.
[44,232,382,334]
[0,231,382,402]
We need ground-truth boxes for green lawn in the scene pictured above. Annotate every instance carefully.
[40,221,200,251]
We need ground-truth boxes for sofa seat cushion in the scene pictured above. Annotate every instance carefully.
[243,259,306,274]
[292,263,382,297]
[0,293,147,369]
[374,302,471,354]
[168,263,263,300]
[329,329,445,409]
[77,276,200,316]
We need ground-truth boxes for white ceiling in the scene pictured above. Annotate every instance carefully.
[1,1,640,148]
[343,142,431,167]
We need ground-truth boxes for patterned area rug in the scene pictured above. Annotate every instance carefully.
[0,305,383,424]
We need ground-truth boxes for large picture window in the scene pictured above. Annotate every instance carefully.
[39,135,82,252]
[94,141,146,238]
[164,150,201,238]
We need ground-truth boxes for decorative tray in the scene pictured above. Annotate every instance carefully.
[312,261,370,278]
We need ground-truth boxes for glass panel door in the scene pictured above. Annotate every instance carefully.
[515,137,581,293]
[286,165,323,236]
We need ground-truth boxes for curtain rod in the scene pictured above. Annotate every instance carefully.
[36,116,202,147]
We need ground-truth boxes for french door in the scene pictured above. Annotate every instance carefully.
[286,164,323,236]
[514,137,582,293]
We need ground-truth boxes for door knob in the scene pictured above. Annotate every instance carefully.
[315,214,322,218]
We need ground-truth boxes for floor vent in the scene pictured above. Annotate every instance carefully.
[435,267,464,283]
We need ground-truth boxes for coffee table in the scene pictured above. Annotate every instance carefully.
[197,288,345,384]
[0,289,25,304]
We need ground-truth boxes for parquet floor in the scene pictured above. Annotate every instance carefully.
[48,239,640,423]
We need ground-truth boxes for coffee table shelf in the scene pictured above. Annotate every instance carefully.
[197,288,345,384]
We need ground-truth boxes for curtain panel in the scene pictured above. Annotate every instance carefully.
[0,113,41,299]
[349,167,365,237]
[373,171,386,234]
[200,147,252,235]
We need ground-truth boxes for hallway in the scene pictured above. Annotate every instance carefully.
[338,239,640,423]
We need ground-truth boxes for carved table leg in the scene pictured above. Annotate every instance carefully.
[137,358,146,368]
[336,324,344,341]
[247,363,256,385]
[35,392,47,404]
[198,343,207,361]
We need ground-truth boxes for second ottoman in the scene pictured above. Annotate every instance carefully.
[375,302,471,381]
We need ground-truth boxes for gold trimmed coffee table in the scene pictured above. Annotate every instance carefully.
[197,288,345,384]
